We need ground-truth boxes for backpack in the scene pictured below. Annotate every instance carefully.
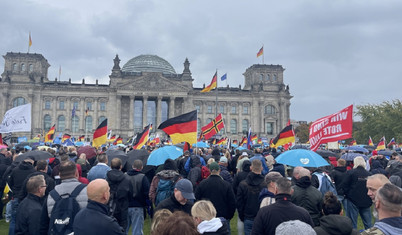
[313,172,337,196]
[155,177,176,206]
[48,184,86,235]
[201,165,211,180]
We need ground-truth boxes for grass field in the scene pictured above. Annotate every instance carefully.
[0,209,370,234]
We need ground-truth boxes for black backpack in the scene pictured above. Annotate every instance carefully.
[48,184,86,235]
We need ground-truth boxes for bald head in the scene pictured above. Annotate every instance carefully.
[367,174,391,202]
[87,179,110,204]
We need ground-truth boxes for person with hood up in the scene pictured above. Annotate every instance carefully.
[314,192,358,235]
[236,159,267,235]
[187,155,203,188]
[370,160,388,177]
[106,158,131,230]
[149,159,181,205]
[192,200,229,235]
[291,167,323,226]
[218,157,232,184]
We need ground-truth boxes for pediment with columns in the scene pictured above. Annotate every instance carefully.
[114,73,191,92]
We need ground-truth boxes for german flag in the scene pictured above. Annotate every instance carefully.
[158,110,197,145]
[78,135,85,142]
[93,119,107,147]
[257,46,264,57]
[233,140,238,145]
[201,72,217,93]
[108,135,116,142]
[114,137,123,145]
[201,114,225,140]
[240,137,247,146]
[251,134,258,143]
[61,134,71,143]
[368,136,374,146]
[45,124,56,142]
[350,139,357,146]
[216,137,227,146]
[376,137,386,150]
[133,124,152,150]
[272,125,295,148]
[258,138,262,144]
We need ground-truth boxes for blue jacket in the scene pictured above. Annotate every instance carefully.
[73,200,125,235]
[184,155,206,173]
[87,163,111,182]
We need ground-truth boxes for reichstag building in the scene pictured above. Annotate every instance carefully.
[0,52,292,142]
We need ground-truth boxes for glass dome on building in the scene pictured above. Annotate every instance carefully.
[121,54,176,74]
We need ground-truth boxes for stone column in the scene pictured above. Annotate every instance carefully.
[142,96,148,127]
[168,97,175,118]
[116,95,122,131]
[66,98,71,132]
[80,98,85,132]
[156,96,162,127]
[129,96,134,130]
[94,98,99,129]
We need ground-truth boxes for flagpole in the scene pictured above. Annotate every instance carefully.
[215,69,218,117]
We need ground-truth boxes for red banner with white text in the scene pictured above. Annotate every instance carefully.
[309,105,353,151]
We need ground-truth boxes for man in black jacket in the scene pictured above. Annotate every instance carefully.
[155,178,194,214]
[15,175,47,235]
[106,158,131,231]
[126,159,150,235]
[236,159,266,235]
[291,167,323,226]
[73,179,125,235]
[251,178,314,235]
[195,162,236,232]
[7,158,36,235]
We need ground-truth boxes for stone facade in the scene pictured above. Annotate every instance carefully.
[0,52,292,142]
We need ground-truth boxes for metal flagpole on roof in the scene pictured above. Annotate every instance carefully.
[215,69,218,117]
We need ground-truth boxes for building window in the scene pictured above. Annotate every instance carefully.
[195,105,200,113]
[266,122,274,135]
[72,116,79,132]
[13,63,17,71]
[242,119,249,134]
[206,118,212,124]
[207,105,213,114]
[260,74,264,81]
[273,74,277,81]
[134,100,143,134]
[161,100,169,123]
[266,74,270,81]
[73,101,79,109]
[85,116,92,132]
[43,114,52,132]
[219,105,225,114]
[13,97,26,107]
[197,118,201,134]
[243,106,249,114]
[21,63,25,72]
[45,100,51,110]
[98,116,106,125]
[265,105,276,115]
[59,101,65,110]
[29,64,33,72]
[231,105,237,114]
[86,102,92,110]
[230,119,237,134]
[100,102,106,111]
[147,100,156,126]
[57,115,65,132]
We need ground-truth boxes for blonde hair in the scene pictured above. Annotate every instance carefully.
[207,158,215,165]
[353,156,366,169]
[191,200,216,221]
[151,209,172,234]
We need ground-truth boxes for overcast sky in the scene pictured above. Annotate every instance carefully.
[1,0,401,122]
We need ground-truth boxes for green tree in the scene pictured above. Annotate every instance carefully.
[354,99,402,145]
[295,123,310,143]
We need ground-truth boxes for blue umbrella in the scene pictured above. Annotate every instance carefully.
[147,146,183,166]
[340,152,368,161]
[275,149,330,168]
[344,146,369,153]
[236,146,246,151]
[193,141,210,148]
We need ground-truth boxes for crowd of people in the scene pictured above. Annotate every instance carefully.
[0,143,401,235]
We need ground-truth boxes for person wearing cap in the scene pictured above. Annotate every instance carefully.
[218,156,233,184]
[155,179,195,215]
[195,162,236,233]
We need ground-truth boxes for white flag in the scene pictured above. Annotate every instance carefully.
[0,103,31,133]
